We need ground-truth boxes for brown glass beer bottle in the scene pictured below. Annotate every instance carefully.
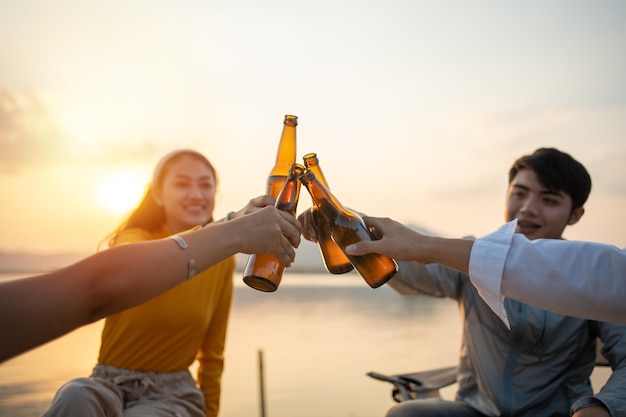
[300,170,398,288]
[243,164,305,292]
[266,115,298,198]
[302,153,354,274]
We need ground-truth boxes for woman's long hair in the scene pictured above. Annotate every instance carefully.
[100,150,217,249]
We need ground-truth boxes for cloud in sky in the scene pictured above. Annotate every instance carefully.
[0,89,67,173]
[0,88,173,176]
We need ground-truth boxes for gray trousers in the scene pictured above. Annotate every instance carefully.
[43,364,205,417]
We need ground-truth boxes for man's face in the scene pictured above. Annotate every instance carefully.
[505,169,583,240]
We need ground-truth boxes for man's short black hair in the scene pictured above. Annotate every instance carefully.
[509,148,592,211]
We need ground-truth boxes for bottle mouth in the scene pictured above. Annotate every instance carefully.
[290,163,306,175]
[284,115,298,126]
[300,170,315,182]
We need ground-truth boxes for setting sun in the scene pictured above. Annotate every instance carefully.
[97,171,147,215]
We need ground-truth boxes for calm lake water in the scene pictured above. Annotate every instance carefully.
[0,272,610,417]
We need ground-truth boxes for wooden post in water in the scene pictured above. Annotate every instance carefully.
[258,349,267,417]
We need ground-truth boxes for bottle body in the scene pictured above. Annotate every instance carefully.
[300,171,398,288]
[325,214,398,288]
[242,253,283,292]
[243,164,304,292]
[266,115,297,198]
[302,153,353,274]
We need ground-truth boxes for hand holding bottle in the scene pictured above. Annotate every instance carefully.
[243,164,305,291]
[241,115,300,292]
[300,170,398,288]
[344,215,474,273]
[301,153,354,274]
[240,113,395,290]
[343,216,433,261]
[230,205,303,267]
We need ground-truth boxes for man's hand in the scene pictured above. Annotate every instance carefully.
[572,405,611,417]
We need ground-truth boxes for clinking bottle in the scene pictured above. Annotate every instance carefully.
[302,153,354,274]
[243,164,305,292]
[299,170,398,288]
[266,115,298,198]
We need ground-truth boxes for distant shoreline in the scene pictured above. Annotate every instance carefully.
[1,224,431,274]
[0,251,328,274]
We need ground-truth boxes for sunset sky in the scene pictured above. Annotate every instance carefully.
[1,0,625,256]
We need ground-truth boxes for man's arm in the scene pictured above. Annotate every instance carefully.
[470,221,626,325]
[345,217,626,325]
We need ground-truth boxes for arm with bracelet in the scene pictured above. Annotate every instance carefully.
[0,204,301,363]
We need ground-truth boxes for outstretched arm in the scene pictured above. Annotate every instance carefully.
[0,203,301,363]
[346,217,626,325]
[344,215,473,273]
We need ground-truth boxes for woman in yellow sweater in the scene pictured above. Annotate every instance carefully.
[43,149,256,417]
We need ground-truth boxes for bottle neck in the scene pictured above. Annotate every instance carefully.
[270,123,296,177]
[301,171,346,213]
[276,164,304,216]
[303,153,329,188]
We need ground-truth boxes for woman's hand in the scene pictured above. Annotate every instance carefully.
[230,205,302,267]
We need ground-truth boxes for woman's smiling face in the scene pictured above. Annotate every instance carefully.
[153,153,216,233]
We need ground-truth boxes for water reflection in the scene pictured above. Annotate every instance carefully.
[0,273,460,417]
[222,274,462,417]
[0,272,611,417]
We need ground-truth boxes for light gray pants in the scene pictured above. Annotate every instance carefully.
[43,364,205,417]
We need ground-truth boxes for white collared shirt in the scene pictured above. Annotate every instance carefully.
[469,219,626,327]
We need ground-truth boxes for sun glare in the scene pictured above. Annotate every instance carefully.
[97,171,147,215]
